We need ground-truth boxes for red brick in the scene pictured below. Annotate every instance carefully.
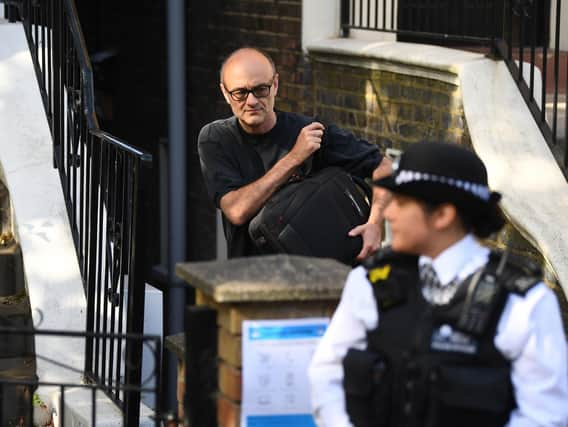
[218,394,241,427]
[219,361,242,401]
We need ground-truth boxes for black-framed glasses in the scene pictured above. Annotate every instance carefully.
[224,80,274,102]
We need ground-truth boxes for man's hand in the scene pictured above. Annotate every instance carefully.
[219,122,327,225]
[288,122,325,164]
[349,222,383,261]
[347,156,393,260]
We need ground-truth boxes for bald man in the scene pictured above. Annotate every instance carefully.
[198,47,392,258]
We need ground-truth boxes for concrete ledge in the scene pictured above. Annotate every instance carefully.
[307,38,486,84]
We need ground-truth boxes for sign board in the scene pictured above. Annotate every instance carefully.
[241,318,329,427]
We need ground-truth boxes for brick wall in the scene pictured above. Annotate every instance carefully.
[310,53,471,152]
[189,0,310,117]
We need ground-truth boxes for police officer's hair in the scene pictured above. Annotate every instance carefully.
[422,201,505,239]
[219,47,277,85]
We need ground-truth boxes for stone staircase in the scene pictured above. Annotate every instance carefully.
[0,156,37,423]
[0,238,37,425]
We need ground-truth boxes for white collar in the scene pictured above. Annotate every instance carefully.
[418,234,489,286]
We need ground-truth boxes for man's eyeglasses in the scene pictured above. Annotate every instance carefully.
[224,81,274,102]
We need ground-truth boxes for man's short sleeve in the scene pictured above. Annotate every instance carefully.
[317,123,383,178]
[198,120,251,207]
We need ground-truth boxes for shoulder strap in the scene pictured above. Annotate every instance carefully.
[301,115,331,177]
[301,115,327,177]
[455,249,542,336]
[490,250,542,295]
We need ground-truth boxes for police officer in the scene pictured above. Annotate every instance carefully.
[308,142,568,427]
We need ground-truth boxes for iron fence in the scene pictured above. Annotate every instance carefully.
[341,0,501,43]
[0,328,163,426]
[341,0,568,175]
[496,0,568,173]
[8,0,154,424]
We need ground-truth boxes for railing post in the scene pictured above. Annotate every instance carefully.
[123,159,152,426]
[340,0,350,37]
[490,0,505,58]
[52,0,63,169]
[84,132,99,377]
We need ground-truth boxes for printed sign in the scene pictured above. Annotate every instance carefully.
[241,318,329,427]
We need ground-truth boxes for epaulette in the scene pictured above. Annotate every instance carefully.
[363,247,418,275]
[362,246,396,271]
[506,274,542,295]
[488,250,542,296]
[365,247,418,311]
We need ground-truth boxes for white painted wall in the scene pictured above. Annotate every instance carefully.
[302,0,397,51]
[301,0,341,51]
[550,0,568,51]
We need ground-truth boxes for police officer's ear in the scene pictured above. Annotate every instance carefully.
[429,203,460,232]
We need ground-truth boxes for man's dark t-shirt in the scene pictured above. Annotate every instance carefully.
[198,111,383,258]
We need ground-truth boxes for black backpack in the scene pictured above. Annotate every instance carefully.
[248,166,371,265]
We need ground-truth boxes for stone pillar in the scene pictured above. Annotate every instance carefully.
[175,255,351,427]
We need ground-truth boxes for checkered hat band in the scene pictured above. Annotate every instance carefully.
[394,169,491,201]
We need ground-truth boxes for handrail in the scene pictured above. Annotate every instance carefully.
[59,0,99,132]
[91,130,154,161]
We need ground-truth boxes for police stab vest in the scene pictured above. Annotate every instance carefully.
[342,248,541,427]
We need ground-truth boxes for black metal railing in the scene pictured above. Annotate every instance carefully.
[0,328,163,426]
[341,0,568,175]
[496,0,568,173]
[341,0,501,44]
[9,0,153,423]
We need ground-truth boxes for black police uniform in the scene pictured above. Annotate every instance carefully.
[342,248,541,427]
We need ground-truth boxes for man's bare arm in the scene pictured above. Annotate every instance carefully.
[349,155,393,260]
[368,155,393,225]
[220,122,325,225]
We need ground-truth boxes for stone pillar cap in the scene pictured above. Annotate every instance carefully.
[176,255,350,303]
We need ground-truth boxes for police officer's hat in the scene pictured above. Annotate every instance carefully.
[374,142,504,237]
